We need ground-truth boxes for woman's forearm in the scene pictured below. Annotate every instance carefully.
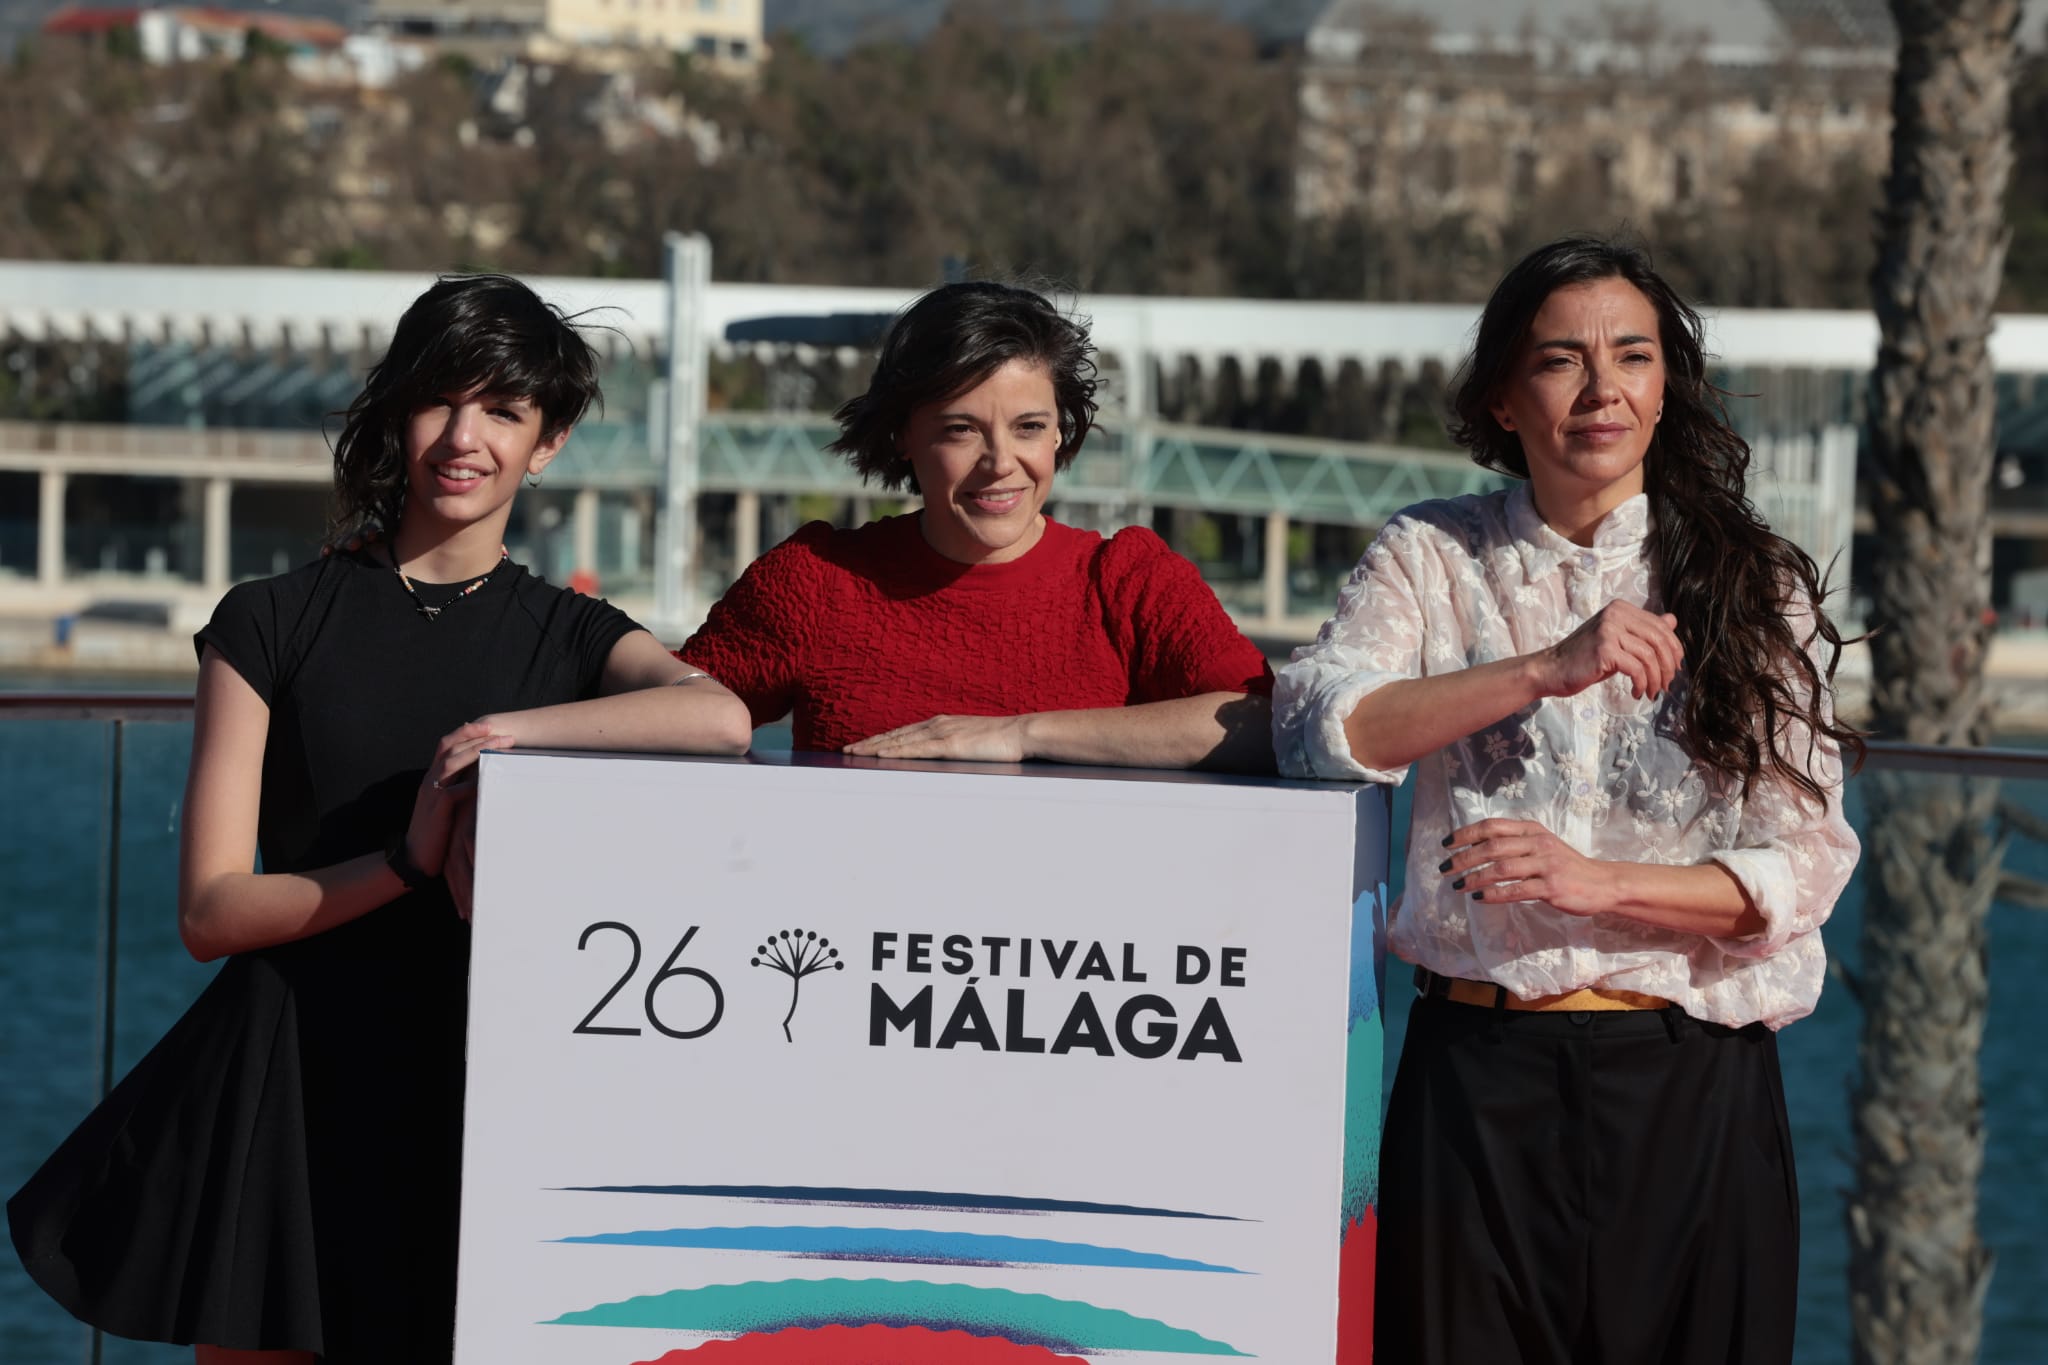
[1451,819,1772,943]
[1345,603,1685,773]
[1020,692,1276,772]
[1345,655,1547,771]
[1601,860,1764,940]
[180,854,409,962]
[480,685,752,755]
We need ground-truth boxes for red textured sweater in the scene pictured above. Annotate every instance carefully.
[680,515,1273,752]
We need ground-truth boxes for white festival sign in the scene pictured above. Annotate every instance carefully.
[456,752,1387,1365]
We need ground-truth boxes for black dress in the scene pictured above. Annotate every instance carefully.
[8,548,638,1362]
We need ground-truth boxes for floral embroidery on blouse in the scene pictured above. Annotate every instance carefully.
[1272,484,1860,1029]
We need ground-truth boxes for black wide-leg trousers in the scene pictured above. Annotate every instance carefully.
[1374,995,1799,1365]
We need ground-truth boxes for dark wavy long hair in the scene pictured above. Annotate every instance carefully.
[829,281,1099,493]
[1449,235,1863,805]
[329,274,602,541]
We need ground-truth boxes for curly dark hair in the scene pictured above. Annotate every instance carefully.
[328,274,602,541]
[1448,234,1864,806]
[829,281,1099,493]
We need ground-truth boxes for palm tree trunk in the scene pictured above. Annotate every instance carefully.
[1853,3,2019,1361]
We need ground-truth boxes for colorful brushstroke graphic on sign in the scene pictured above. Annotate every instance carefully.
[555,1224,1245,1273]
[1338,882,1387,1359]
[553,1183,1244,1220]
[630,1324,1088,1363]
[547,1277,1250,1356]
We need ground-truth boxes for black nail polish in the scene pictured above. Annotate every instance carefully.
[1441,835,1453,847]
[1437,859,1452,873]
[1470,890,1483,900]
[1451,878,1466,891]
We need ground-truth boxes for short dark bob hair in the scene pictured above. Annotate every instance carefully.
[329,273,601,540]
[830,281,1099,493]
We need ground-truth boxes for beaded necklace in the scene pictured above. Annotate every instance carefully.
[386,543,509,621]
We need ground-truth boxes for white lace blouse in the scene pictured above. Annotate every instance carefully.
[1273,484,1860,1029]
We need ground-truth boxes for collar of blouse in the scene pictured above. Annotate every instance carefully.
[1504,481,1653,583]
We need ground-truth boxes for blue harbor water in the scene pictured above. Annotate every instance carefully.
[1,714,2044,1364]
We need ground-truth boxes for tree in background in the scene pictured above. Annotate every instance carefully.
[17,2,2048,312]
[0,35,338,266]
[1850,2,2018,1361]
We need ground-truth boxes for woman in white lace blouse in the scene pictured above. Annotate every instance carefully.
[1274,237,1861,1365]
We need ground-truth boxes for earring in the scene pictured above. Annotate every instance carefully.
[526,472,544,488]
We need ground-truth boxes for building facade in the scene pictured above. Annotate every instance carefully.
[1295,0,1895,234]
[368,0,760,69]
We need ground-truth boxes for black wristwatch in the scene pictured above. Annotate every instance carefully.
[385,834,436,893]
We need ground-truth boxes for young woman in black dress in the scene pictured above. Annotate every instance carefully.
[8,274,751,1364]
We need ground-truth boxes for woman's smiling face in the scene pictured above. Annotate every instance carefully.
[1488,277,1666,511]
[902,358,1061,565]
[403,387,566,535]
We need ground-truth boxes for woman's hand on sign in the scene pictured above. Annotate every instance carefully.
[404,721,513,877]
[844,714,1029,763]
[1531,600,1682,701]
[1442,818,1619,917]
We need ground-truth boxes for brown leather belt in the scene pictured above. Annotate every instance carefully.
[1417,967,1672,1013]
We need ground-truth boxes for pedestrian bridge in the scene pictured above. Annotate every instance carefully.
[0,411,1852,642]
[0,252,1992,639]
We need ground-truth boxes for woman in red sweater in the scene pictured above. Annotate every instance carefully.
[681,281,1273,769]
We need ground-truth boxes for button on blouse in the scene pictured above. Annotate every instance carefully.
[1272,484,1860,1029]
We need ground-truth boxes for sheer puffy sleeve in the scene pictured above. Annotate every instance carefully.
[1272,512,1433,783]
[1705,596,1862,959]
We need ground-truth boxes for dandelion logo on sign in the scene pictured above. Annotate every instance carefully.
[751,928,845,1042]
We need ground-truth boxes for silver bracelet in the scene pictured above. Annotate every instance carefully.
[668,670,713,686]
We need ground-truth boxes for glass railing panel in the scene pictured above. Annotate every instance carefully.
[1779,775,1868,1365]
[108,721,215,1079]
[2,710,198,1365]
[0,718,111,1365]
[1950,773,2048,1363]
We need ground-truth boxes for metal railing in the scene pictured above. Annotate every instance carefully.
[0,688,2029,1120]
[0,693,193,1365]
[2,690,2030,765]
[0,694,193,1106]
